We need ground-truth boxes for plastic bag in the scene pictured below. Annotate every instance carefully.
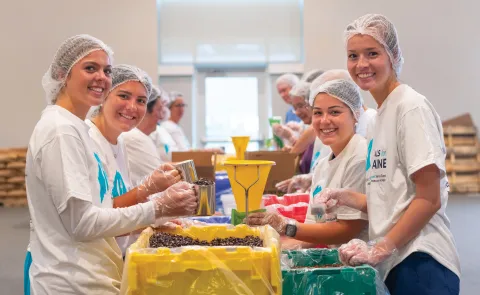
[281,248,390,295]
[120,225,282,295]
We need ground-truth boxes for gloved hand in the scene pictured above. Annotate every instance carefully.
[152,181,198,218]
[313,188,362,211]
[275,174,312,193]
[140,163,181,199]
[245,211,288,235]
[338,238,397,266]
[285,121,303,133]
[271,123,296,143]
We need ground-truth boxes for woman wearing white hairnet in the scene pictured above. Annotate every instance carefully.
[86,65,195,255]
[25,35,197,295]
[160,91,192,151]
[149,87,177,162]
[247,79,368,251]
[316,14,460,294]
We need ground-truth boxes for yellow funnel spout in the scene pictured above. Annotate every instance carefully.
[231,136,250,160]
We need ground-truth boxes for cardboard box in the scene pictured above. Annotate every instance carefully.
[245,151,298,193]
[172,151,217,181]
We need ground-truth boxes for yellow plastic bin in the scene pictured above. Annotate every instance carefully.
[120,225,282,295]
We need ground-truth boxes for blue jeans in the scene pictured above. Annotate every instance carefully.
[24,251,32,295]
[385,252,460,295]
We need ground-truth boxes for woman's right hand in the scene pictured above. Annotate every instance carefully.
[153,182,198,218]
[275,178,292,192]
[143,164,181,194]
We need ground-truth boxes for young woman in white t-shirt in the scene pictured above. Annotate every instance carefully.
[317,14,460,294]
[246,79,368,249]
[86,65,194,255]
[25,35,198,295]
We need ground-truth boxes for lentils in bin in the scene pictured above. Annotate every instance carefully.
[149,232,263,248]
[193,178,214,186]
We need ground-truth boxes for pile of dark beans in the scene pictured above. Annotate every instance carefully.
[149,232,263,248]
[193,178,214,186]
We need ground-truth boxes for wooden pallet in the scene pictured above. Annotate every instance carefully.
[443,125,480,193]
[0,197,28,207]
[0,148,27,206]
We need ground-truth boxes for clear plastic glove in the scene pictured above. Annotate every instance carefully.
[138,164,181,201]
[153,181,198,218]
[271,123,296,143]
[275,174,312,193]
[338,238,397,267]
[285,121,303,133]
[245,211,288,235]
[313,188,362,211]
[282,145,293,153]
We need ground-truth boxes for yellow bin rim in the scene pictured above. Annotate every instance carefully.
[224,160,276,166]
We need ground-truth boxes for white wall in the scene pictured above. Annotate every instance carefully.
[0,0,158,148]
[304,0,480,125]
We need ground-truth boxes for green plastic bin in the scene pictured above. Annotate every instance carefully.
[282,249,378,295]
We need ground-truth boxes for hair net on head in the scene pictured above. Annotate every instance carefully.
[42,34,114,104]
[110,64,153,100]
[309,79,363,120]
[275,73,300,87]
[344,14,404,76]
[301,69,324,83]
[310,69,364,105]
[289,81,311,103]
[168,91,183,108]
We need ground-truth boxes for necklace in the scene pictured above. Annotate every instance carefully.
[111,144,119,159]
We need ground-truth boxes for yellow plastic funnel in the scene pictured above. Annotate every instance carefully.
[231,136,250,160]
[224,160,275,213]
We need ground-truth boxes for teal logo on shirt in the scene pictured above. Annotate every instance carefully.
[164,144,169,154]
[312,185,322,197]
[94,153,109,203]
[311,151,320,169]
[366,139,373,171]
[112,171,127,198]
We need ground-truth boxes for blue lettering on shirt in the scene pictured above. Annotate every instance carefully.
[112,171,127,198]
[93,153,109,203]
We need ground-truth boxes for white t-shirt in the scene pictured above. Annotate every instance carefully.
[310,137,331,171]
[26,106,123,294]
[356,108,377,138]
[150,124,177,162]
[366,84,460,279]
[305,134,369,243]
[122,128,162,187]
[161,120,191,151]
[86,120,135,254]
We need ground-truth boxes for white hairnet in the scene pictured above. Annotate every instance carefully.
[310,79,363,120]
[110,64,153,100]
[344,14,404,76]
[301,69,324,83]
[42,34,114,104]
[151,85,172,121]
[289,81,311,102]
[275,73,300,87]
[310,69,364,105]
[168,91,183,108]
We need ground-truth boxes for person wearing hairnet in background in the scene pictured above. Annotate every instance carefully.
[86,65,195,255]
[24,35,198,295]
[316,14,460,294]
[160,91,191,151]
[247,79,368,251]
[275,73,302,123]
[149,87,178,162]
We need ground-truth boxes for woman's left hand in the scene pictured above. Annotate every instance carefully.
[338,238,397,266]
[245,212,288,235]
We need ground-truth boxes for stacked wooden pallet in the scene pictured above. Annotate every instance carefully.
[0,148,27,207]
[443,114,480,194]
